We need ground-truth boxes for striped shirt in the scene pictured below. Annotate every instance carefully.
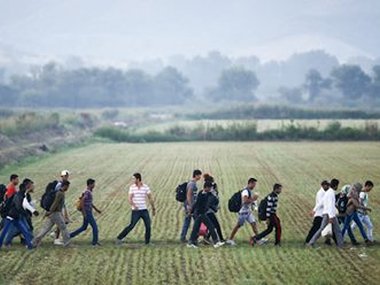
[129,184,151,210]
[266,192,279,217]
[83,189,93,212]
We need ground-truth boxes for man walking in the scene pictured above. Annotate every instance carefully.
[226,178,260,246]
[251,183,283,246]
[33,180,71,247]
[307,179,343,248]
[180,169,202,243]
[116,173,156,245]
[305,180,330,244]
[70,179,102,246]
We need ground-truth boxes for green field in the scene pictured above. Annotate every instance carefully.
[0,142,380,285]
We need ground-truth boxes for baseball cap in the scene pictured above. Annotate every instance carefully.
[61,170,70,176]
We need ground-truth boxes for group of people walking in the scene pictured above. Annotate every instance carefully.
[0,169,375,250]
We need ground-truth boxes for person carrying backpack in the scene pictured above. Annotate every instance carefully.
[251,183,283,246]
[1,179,39,248]
[226,178,260,246]
[33,180,71,248]
[180,169,202,243]
[0,174,19,231]
[187,181,225,249]
[70,178,102,246]
[0,179,37,250]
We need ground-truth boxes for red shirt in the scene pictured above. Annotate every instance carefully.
[6,183,17,198]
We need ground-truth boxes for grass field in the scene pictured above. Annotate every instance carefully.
[0,142,380,285]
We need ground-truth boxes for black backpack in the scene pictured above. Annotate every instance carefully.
[228,189,251,213]
[40,180,59,211]
[336,194,348,214]
[0,184,6,204]
[176,182,188,202]
[258,196,268,221]
[0,194,14,218]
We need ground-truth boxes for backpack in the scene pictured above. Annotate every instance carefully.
[0,184,6,204]
[228,189,251,213]
[176,182,188,202]
[75,192,85,211]
[0,195,14,218]
[40,180,59,211]
[336,194,348,214]
[258,196,268,221]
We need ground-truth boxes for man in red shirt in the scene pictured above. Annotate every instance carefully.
[5,174,19,199]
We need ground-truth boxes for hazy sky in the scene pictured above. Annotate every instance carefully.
[0,0,379,62]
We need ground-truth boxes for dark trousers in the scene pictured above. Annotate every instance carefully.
[190,214,219,244]
[0,217,33,249]
[206,212,224,241]
[305,216,323,244]
[117,210,151,244]
[70,211,99,245]
[256,214,282,244]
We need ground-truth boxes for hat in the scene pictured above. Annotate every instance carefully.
[61,170,70,176]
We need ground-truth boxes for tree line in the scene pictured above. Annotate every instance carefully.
[0,61,379,108]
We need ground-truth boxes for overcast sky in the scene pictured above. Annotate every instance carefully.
[0,0,379,62]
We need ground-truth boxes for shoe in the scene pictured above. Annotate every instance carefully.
[54,239,64,246]
[365,240,373,246]
[115,239,123,246]
[92,242,102,247]
[180,238,188,243]
[256,238,268,246]
[275,242,282,247]
[249,237,256,247]
[226,239,236,246]
[352,241,360,246]
[187,243,198,249]
[213,241,225,248]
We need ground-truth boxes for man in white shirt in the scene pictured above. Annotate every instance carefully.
[305,180,330,244]
[308,179,343,248]
[116,173,156,245]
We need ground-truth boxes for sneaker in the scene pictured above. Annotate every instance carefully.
[115,239,123,246]
[54,239,64,246]
[213,241,225,248]
[365,240,373,246]
[187,243,198,249]
[256,238,268,246]
[180,238,188,243]
[226,239,236,246]
[249,237,256,246]
[92,242,102,247]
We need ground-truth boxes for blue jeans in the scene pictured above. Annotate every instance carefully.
[180,202,195,240]
[4,216,32,246]
[117,209,151,244]
[70,211,99,245]
[342,211,368,242]
[0,217,33,249]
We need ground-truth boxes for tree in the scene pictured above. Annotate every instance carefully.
[303,69,331,102]
[153,67,193,105]
[367,65,380,100]
[208,68,260,102]
[330,65,371,100]
[278,87,303,104]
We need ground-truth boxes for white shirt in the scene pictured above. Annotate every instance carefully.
[129,184,151,210]
[22,196,36,214]
[313,187,325,217]
[239,188,253,214]
[322,188,336,218]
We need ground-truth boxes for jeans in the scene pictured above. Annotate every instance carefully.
[351,213,373,241]
[70,211,99,245]
[117,210,151,244]
[0,217,33,249]
[255,214,282,245]
[189,214,219,244]
[342,211,368,242]
[4,216,33,246]
[180,202,193,240]
[305,216,322,244]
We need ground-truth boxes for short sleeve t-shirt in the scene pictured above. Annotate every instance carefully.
[187,180,198,206]
[129,184,151,210]
[5,183,17,198]
[358,192,369,214]
[239,188,253,214]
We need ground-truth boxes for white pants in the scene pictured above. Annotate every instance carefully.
[351,213,373,241]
